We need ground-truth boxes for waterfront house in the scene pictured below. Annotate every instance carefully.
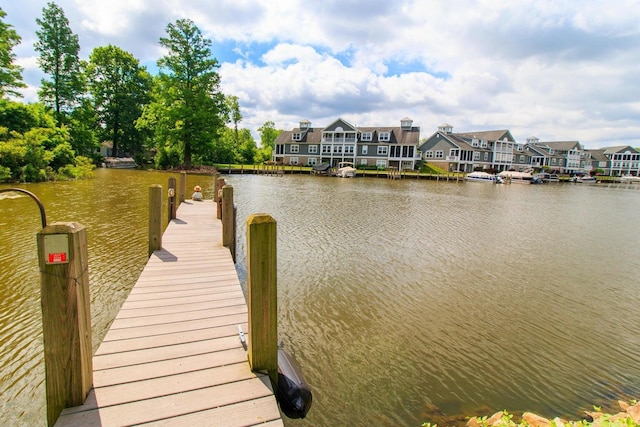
[273,117,421,170]
[524,139,584,174]
[418,124,518,173]
[586,145,640,177]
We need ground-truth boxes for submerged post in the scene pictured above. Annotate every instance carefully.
[37,222,92,427]
[221,185,235,261]
[246,214,278,383]
[149,185,162,256]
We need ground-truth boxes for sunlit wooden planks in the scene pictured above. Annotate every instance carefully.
[56,200,283,427]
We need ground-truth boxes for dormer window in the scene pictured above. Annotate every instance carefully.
[378,132,390,142]
[292,132,302,141]
[401,117,413,129]
[361,132,372,142]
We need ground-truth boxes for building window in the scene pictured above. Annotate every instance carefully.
[360,159,367,165]
[292,132,302,141]
[308,158,317,165]
[308,145,318,154]
[390,146,401,157]
[322,145,331,154]
[474,152,480,160]
[333,145,342,153]
[484,152,489,161]
[345,146,354,154]
[551,158,557,165]
[362,146,368,155]
[435,150,444,159]
[361,132,372,141]
[425,150,433,159]
[377,146,388,155]
[290,157,298,165]
[376,159,387,168]
[291,145,299,153]
[519,155,525,162]
[378,132,390,142]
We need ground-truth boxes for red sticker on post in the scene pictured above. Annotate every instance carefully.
[48,253,67,263]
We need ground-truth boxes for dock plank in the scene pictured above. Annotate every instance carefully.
[55,200,283,427]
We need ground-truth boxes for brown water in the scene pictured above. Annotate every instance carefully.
[1,170,640,426]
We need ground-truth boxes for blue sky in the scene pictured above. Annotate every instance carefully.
[3,0,640,148]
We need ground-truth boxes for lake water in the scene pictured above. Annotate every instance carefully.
[1,169,639,426]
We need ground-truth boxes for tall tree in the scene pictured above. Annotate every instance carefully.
[87,45,152,157]
[34,2,84,125]
[0,8,26,98]
[257,121,281,162]
[225,95,242,144]
[140,19,226,167]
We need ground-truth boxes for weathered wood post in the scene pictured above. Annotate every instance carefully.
[149,185,162,256]
[215,177,225,220]
[37,222,92,427]
[246,214,278,384]
[179,171,186,204]
[168,177,177,220]
[213,173,221,201]
[221,185,235,262]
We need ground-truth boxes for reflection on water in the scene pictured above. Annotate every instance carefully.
[1,172,640,426]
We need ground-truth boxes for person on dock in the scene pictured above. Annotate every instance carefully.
[192,185,203,201]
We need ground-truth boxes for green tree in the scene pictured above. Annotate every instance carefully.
[35,2,84,125]
[236,128,257,164]
[225,95,242,144]
[67,98,99,158]
[87,45,152,157]
[140,19,226,167]
[257,121,281,162]
[0,8,26,98]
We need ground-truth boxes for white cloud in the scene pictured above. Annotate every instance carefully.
[3,0,640,147]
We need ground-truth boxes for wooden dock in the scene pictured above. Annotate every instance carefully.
[55,200,283,426]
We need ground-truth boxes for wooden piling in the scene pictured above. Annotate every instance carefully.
[179,172,186,203]
[215,177,225,219]
[221,184,235,262]
[246,214,278,384]
[149,185,162,256]
[37,222,92,427]
[168,177,177,220]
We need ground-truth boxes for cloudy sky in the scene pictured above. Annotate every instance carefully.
[3,0,639,148]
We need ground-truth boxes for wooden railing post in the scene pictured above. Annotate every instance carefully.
[168,177,177,220]
[149,185,162,256]
[221,185,235,262]
[215,177,225,219]
[246,214,278,383]
[37,222,92,427]
[179,171,186,204]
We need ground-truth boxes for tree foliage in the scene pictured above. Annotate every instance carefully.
[87,45,152,157]
[257,121,282,162]
[0,7,26,98]
[139,19,226,167]
[34,2,84,125]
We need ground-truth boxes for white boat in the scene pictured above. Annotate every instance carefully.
[534,172,559,183]
[466,171,503,183]
[573,175,597,184]
[498,170,535,184]
[335,162,357,178]
[620,174,640,183]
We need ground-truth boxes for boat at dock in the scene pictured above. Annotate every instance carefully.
[534,172,560,183]
[620,174,640,183]
[498,170,535,184]
[335,162,357,178]
[465,171,503,183]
